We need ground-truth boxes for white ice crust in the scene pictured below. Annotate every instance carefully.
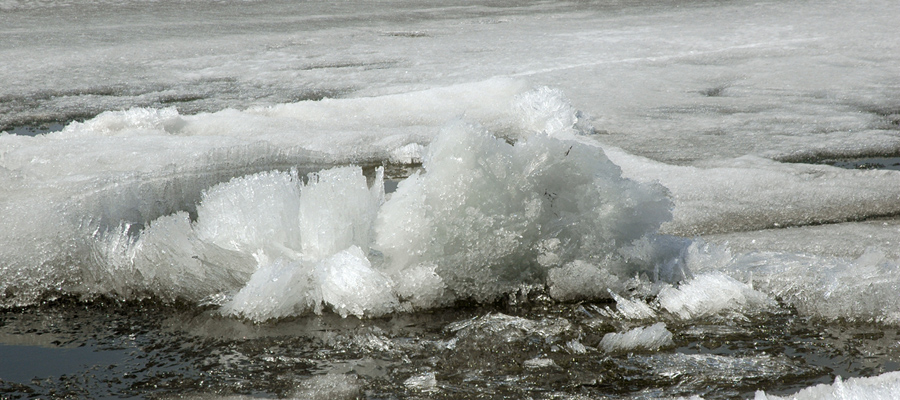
[714,247,900,325]
[2,79,900,326]
[0,82,685,320]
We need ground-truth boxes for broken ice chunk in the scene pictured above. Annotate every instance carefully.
[657,272,773,320]
[600,322,674,353]
[314,246,398,318]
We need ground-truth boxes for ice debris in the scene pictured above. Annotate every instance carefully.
[403,372,438,391]
[523,357,558,369]
[600,322,673,353]
[446,313,572,343]
[657,272,774,320]
[689,242,900,325]
[291,373,362,400]
[602,271,773,321]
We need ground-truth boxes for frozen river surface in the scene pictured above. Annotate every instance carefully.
[2,0,900,398]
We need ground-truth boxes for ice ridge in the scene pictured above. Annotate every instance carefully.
[91,118,680,320]
[0,82,689,319]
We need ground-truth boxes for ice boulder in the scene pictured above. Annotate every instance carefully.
[374,121,677,303]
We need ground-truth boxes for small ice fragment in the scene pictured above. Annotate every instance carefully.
[389,142,426,164]
[446,313,572,343]
[291,373,361,400]
[391,263,446,310]
[566,339,587,354]
[657,272,772,320]
[403,372,437,391]
[314,246,398,318]
[523,357,557,369]
[547,260,621,301]
[600,322,674,353]
[609,290,658,320]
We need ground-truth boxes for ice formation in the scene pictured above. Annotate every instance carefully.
[720,249,900,325]
[211,116,681,319]
[0,82,696,320]
[0,78,897,328]
[446,313,572,344]
[3,0,900,397]
[599,322,674,353]
[656,272,774,320]
[374,121,675,303]
[0,80,680,314]
[2,70,900,326]
[0,72,897,327]
[753,371,900,400]
[403,372,438,391]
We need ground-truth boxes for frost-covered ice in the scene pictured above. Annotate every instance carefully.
[656,272,774,320]
[1,84,692,319]
[2,76,899,325]
[716,248,900,325]
[606,148,900,236]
